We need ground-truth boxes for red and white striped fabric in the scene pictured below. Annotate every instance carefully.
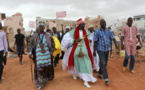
[29,21,36,28]
[56,11,67,18]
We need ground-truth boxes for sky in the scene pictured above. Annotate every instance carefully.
[0,0,145,30]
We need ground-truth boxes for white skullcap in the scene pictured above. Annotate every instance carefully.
[89,25,93,28]
[66,26,70,29]
[39,23,45,27]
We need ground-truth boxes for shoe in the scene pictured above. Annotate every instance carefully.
[122,67,127,72]
[54,63,57,67]
[73,76,77,80]
[0,79,2,84]
[130,70,135,74]
[110,56,113,58]
[37,86,42,90]
[98,75,104,79]
[84,81,91,88]
[105,81,110,85]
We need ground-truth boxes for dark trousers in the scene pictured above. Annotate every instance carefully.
[54,54,60,66]
[123,52,135,70]
[0,50,4,79]
[97,51,109,81]
[59,51,64,59]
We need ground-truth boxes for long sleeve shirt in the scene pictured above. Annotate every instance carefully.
[0,30,8,52]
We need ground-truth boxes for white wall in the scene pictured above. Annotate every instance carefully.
[133,20,145,30]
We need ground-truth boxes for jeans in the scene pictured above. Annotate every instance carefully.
[123,52,135,70]
[97,51,109,81]
[0,50,4,79]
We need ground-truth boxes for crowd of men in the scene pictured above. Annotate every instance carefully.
[0,17,143,90]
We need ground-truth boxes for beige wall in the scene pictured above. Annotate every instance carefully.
[85,16,103,30]
[36,17,76,32]
[3,13,24,48]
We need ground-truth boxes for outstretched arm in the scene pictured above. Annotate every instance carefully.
[121,36,124,50]
[113,38,119,49]
[137,35,143,47]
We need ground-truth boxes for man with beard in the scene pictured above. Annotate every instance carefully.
[29,23,55,90]
[61,18,97,88]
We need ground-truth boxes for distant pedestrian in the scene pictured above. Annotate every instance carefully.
[14,29,25,65]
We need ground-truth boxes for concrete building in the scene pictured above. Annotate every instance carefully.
[107,18,127,36]
[0,12,6,22]
[84,16,103,30]
[36,17,76,32]
[133,15,145,33]
[3,12,24,48]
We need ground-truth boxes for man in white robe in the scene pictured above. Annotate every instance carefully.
[61,18,97,88]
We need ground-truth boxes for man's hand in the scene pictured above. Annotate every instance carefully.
[140,43,143,47]
[121,44,124,50]
[93,52,96,56]
[74,39,82,43]
[29,54,33,59]
[89,40,92,43]
[5,52,8,55]
[115,44,119,49]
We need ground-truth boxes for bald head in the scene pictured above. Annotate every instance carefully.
[52,27,57,33]
[100,19,106,29]
[17,29,21,34]
[127,17,133,27]
[108,27,111,30]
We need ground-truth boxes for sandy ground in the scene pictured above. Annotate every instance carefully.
[0,53,145,90]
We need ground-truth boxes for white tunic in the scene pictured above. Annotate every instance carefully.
[61,31,97,82]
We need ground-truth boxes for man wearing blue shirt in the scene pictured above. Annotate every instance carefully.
[93,19,118,85]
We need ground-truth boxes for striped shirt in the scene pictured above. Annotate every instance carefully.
[93,28,114,51]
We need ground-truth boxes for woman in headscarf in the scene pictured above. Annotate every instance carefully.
[29,23,55,90]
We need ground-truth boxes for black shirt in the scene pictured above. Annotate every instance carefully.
[14,33,25,46]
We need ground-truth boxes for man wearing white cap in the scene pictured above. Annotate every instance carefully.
[60,26,70,59]
[61,18,97,88]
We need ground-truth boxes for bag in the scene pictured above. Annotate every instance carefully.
[136,46,141,50]
[78,48,85,58]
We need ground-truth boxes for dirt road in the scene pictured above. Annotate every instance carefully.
[0,54,145,90]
